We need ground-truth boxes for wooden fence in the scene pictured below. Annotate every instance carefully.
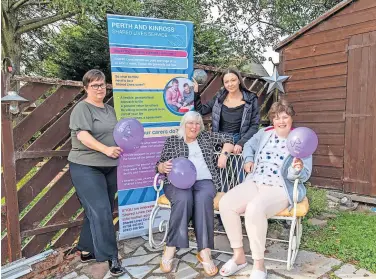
[1,65,268,264]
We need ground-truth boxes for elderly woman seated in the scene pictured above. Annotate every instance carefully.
[219,100,312,279]
[156,111,234,276]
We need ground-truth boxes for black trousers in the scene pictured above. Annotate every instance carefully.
[164,179,216,251]
[69,162,118,261]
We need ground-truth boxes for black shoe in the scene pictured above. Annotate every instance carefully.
[80,252,96,263]
[108,257,126,277]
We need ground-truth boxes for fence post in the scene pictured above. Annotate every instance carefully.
[1,71,22,261]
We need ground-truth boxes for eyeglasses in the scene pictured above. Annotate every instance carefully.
[90,84,106,90]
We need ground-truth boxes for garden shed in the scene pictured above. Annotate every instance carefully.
[275,0,376,196]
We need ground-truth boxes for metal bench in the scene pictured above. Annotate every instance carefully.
[148,153,309,270]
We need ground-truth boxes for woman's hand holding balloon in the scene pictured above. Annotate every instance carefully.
[105,146,123,158]
[159,159,173,174]
[292,158,303,171]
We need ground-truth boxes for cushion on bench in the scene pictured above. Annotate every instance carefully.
[157,192,309,217]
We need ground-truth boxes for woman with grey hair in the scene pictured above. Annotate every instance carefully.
[156,111,234,276]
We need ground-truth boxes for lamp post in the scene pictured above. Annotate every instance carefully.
[1,58,28,261]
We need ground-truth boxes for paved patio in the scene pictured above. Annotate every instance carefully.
[57,233,376,279]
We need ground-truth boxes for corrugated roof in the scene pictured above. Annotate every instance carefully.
[274,0,356,51]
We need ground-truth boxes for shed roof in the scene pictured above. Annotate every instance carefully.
[274,0,356,51]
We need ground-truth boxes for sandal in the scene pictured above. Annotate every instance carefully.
[160,246,174,273]
[196,253,218,277]
[219,258,248,277]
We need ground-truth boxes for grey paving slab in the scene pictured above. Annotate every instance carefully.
[117,273,131,279]
[177,248,193,256]
[334,264,376,279]
[144,242,165,252]
[122,237,146,254]
[149,255,162,265]
[181,253,198,265]
[216,253,233,263]
[62,272,78,279]
[76,276,90,279]
[125,265,154,279]
[133,247,148,256]
[121,253,159,266]
[264,243,341,279]
[175,262,199,279]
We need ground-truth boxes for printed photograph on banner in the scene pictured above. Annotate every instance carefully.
[163,77,195,115]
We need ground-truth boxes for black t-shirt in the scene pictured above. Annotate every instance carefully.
[219,104,245,134]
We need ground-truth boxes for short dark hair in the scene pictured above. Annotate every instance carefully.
[222,68,249,93]
[171,78,179,84]
[183,83,189,87]
[268,99,296,121]
[82,69,105,87]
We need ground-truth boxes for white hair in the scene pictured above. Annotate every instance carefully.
[177,111,205,140]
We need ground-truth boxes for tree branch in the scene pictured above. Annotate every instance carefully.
[10,0,29,10]
[15,11,75,35]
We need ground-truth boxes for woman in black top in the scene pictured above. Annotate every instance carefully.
[194,68,260,230]
[194,68,260,155]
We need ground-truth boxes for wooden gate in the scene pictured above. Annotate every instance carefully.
[343,31,376,196]
[1,65,267,264]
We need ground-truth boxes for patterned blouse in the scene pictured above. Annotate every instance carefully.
[251,132,289,187]
[156,131,233,190]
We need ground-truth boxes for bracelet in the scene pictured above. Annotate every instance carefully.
[221,151,230,157]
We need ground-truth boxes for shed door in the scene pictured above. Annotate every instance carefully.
[344,31,376,196]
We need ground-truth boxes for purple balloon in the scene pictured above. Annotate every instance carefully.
[113,118,144,153]
[168,157,197,189]
[287,127,318,158]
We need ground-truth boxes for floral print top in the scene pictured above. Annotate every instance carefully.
[251,132,289,187]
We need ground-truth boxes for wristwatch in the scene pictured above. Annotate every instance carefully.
[221,151,230,157]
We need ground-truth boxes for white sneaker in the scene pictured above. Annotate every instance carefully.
[249,268,267,279]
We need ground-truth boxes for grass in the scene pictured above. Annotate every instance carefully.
[302,208,376,273]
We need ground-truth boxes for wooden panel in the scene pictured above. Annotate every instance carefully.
[52,226,82,249]
[314,145,344,157]
[294,122,344,134]
[293,99,346,112]
[313,155,343,168]
[318,134,345,145]
[22,194,81,257]
[287,87,346,102]
[15,95,82,183]
[344,31,376,195]
[17,157,68,212]
[294,111,344,123]
[18,83,54,111]
[310,176,343,190]
[20,172,73,231]
[310,7,376,34]
[312,166,343,179]
[289,20,376,49]
[286,76,347,92]
[284,52,347,71]
[284,40,348,61]
[287,63,347,81]
[13,86,81,150]
[200,74,222,104]
[1,236,8,263]
[27,96,84,151]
